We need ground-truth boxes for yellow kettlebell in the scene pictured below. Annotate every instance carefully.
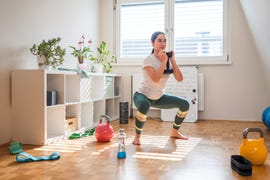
[240,128,268,165]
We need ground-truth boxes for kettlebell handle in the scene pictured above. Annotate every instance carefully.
[99,115,111,124]
[243,128,264,139]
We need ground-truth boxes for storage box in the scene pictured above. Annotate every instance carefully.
[65,117,77,132]
[47,90,57,106]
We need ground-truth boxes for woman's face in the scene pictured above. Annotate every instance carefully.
[152,34,166,52]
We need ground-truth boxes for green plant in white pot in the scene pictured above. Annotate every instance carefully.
[30,37,66,69]
[90,41,115,73]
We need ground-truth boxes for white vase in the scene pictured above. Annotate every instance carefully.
[77,61,93,72]
[93,63,103,74]
[42,65,53,70]
[77,63,87,71]
[37,55,53,70]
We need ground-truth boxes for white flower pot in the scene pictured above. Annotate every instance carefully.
[37,55,53,70]
[93,63,103,74]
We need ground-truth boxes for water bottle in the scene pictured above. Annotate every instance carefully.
[117,129,126,159]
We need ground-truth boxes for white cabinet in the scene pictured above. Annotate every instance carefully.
[11,70,121,145]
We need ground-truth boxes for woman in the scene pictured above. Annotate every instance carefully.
[132,31,190,145]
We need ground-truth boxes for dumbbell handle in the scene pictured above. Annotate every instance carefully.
[243,128,264,138]
[166,58,170,69]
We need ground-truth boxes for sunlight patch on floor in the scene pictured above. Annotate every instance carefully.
[33,134,202,160]
[133,154,183,161]
[133,151,185,161]
[131,136,203,161]
[125,135,169,146]
[90,135,203,161]
[91,143,117,156]
[91,152,101,155]
[34,137,93,153]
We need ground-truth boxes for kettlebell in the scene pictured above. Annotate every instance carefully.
[240,128,268,165]
[95,115,114,142]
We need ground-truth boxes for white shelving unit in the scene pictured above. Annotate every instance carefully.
[11,70,121,145]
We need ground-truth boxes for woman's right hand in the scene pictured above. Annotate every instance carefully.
[156,50,167,64]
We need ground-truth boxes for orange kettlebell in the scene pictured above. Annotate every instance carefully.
[240,128,268,165]
[95,115,114,142]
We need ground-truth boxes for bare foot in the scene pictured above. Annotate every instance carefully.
[132,134,141,145]
[170,129,189,140]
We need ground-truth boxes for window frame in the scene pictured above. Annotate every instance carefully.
[114,0,230,65]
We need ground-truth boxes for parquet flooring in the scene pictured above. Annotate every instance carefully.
[0,118,270,180]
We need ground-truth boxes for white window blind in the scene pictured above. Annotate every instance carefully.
[120,1,164,58]
[116,0,227,64]
[174,0,223,57]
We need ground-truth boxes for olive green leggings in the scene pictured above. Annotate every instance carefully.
[133,92,190,134]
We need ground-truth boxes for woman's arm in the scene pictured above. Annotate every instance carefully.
[145,51,167,82]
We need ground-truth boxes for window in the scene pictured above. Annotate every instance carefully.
[115,0,229,65]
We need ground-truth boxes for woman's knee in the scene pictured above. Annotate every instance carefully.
[181,99,190,111]
[137,99,151,114]
[133,92,151,114]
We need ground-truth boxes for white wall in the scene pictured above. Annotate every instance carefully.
[101,0,270,121]
[240,0,270,90]
[0,0,100,145]
[198,0,270,121]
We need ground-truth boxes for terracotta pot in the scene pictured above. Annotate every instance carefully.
[78,56,84,64]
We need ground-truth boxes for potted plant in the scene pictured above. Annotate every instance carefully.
[69,35,93,64]
[30,37,66,69]
[90,41,115,73]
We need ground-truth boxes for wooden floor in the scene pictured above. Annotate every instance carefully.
[0,118,270,180]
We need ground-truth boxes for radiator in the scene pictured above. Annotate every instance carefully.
[132,66,204,122]
[198,73,204,111]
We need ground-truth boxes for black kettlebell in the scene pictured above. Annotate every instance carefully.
[163,51,173,74]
